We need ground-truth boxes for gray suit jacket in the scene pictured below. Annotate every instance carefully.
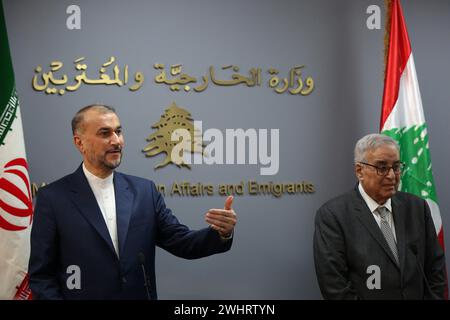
[314,187,446,299]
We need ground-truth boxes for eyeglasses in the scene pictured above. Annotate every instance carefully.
[358,161,405,176]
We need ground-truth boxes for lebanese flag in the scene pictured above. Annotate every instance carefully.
[0,3,33,299]
[381,0,447,299]
[381,0,444,249]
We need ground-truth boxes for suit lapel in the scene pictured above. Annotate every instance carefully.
[114,172,134,256]
[352,188,400,269]
[68,165,117,256]
[392,195,406,275]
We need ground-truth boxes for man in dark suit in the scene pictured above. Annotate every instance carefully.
[29,104,237,299]
[314,133,446,299]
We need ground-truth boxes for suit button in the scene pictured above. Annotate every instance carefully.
[122,277,127,284]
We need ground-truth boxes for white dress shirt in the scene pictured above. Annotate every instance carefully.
[358,183,397,242]
[83,163,119,257]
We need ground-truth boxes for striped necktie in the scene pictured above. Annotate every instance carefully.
[377,206,399,265]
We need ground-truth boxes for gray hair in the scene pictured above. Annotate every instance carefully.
[71,104,116,135]
[354,133,399,163]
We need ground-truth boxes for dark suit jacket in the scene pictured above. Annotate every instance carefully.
[314,187,446,300]
[29,165,232,299]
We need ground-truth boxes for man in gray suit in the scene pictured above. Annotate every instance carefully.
[314,133,446,299]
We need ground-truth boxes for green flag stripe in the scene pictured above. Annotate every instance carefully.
[0,87,18,145]
[0,1,16,115]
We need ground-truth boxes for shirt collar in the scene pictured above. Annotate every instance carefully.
[358,183,392,213]
[82,162,114,189]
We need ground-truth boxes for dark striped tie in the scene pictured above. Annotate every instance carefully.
[377,206,399,265]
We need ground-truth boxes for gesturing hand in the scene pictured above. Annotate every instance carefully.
[205,195,237,238]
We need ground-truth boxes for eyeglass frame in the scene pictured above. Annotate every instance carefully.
[358,161,405,176]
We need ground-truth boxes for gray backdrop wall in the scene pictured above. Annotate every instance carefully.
[3,0,450,299]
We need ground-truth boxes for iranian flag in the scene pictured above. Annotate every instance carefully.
[0,2,33,299]
[380,0,444,248]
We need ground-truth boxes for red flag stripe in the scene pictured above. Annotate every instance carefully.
[380,0,412,130]
[13,274,32,300]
